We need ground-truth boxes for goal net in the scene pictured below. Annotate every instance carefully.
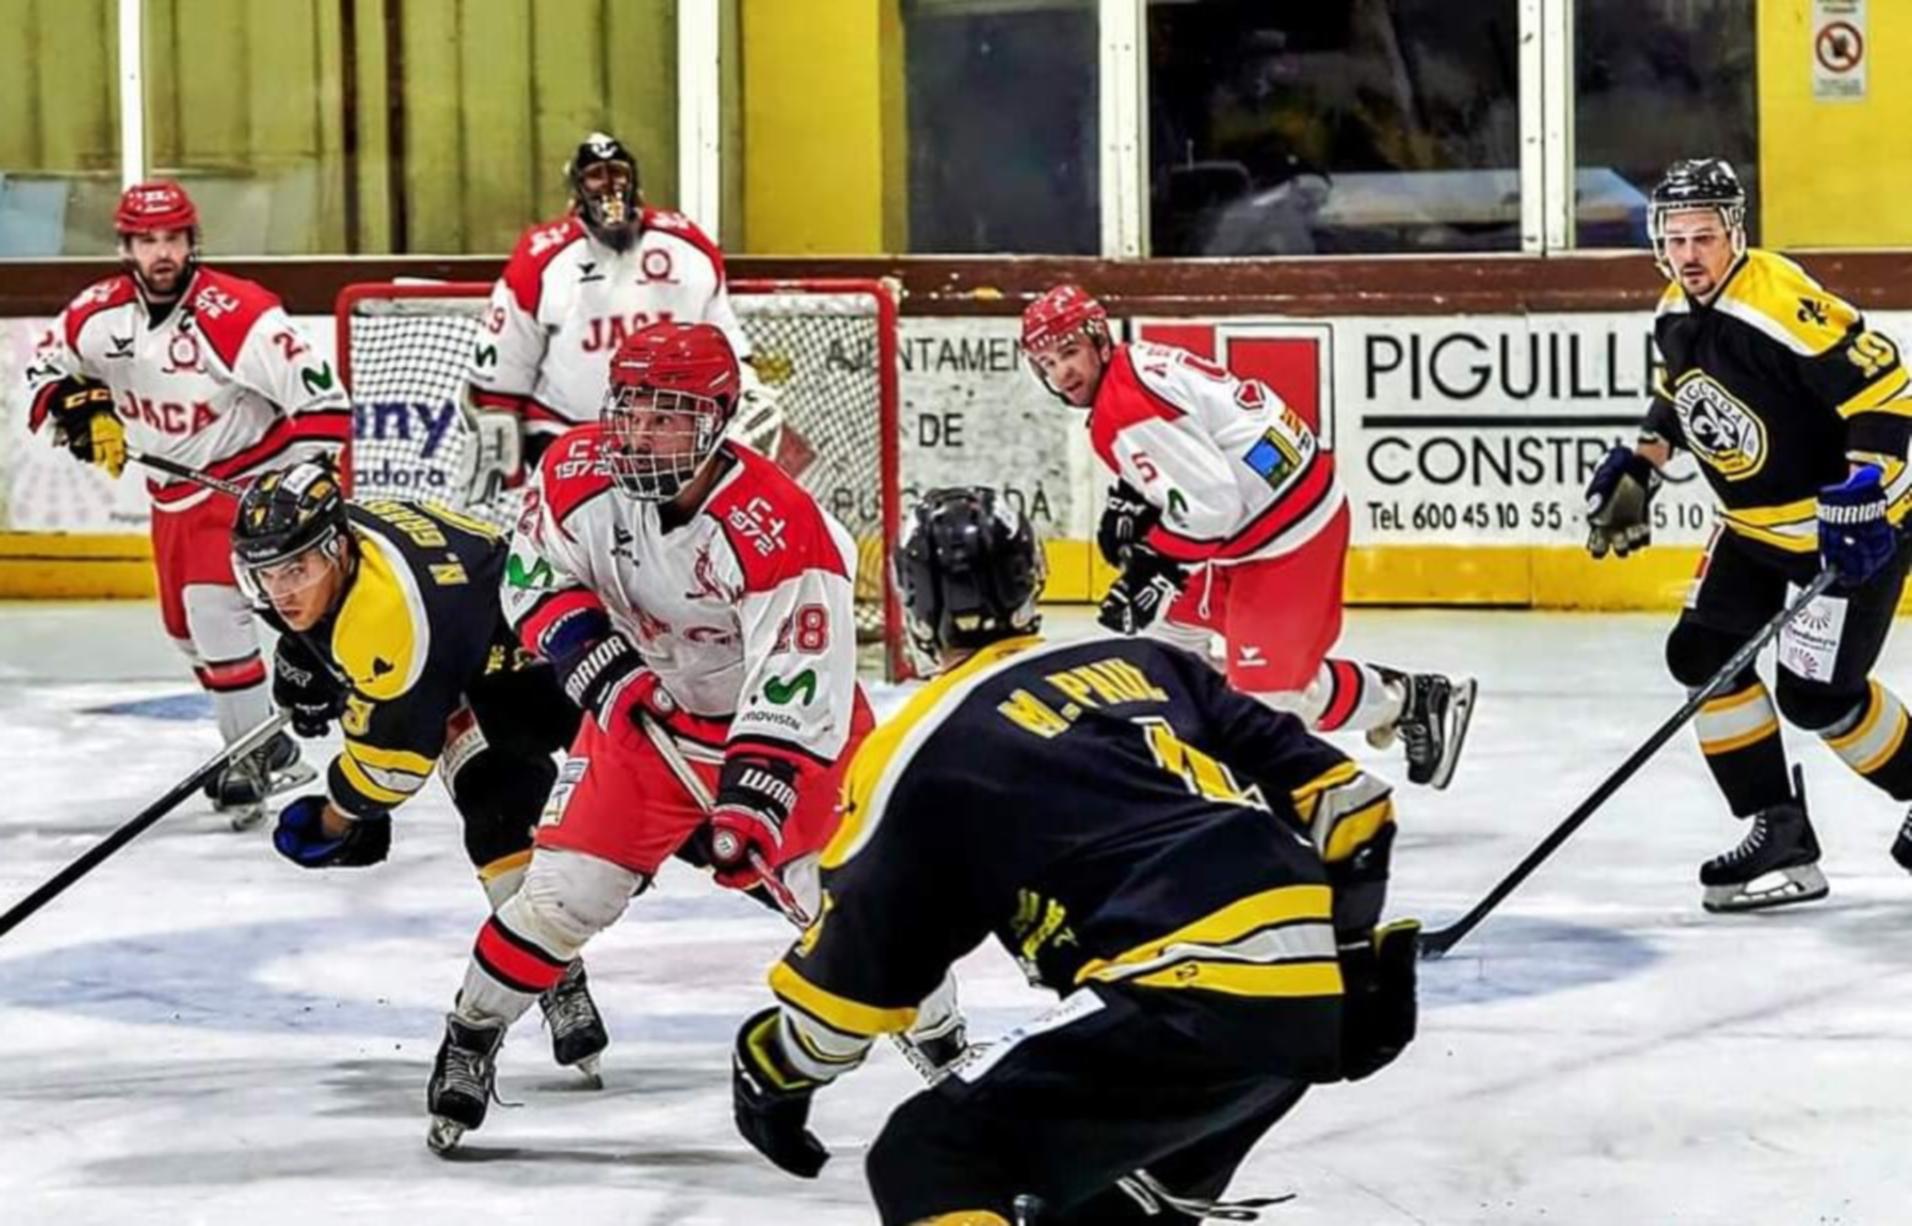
[335,279,905,679]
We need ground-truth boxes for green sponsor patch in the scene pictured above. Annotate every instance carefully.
[762,669,817,706]
[506,554,555,589]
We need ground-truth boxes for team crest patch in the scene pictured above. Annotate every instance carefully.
[1672,372,1767,480]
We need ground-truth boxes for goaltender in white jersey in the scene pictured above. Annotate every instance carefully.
[463,132,755,498]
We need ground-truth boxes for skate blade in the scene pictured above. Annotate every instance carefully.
[573,1054,603,1088]
[226,803,267,832]
[426,1116,468,1155]
[1702,864,1830,913]
[1428,677,1478,791]
[267,761,318,798]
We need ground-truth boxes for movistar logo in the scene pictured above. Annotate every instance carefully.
[506,554,555,589]
[301,362,336,395]
[1166,488,1189,523]
[762,669,817,706]
[474,343,498,369]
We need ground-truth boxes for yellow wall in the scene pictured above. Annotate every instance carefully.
[0,0,120,254]
[740,0,904,253]
[1759,0,1912,247]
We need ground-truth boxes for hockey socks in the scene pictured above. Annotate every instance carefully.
[1823,680,1912,799]
[1694,676,1790,816]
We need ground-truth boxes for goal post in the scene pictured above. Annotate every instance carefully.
[335,278,906,680]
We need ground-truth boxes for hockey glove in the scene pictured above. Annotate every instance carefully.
[1584,445,1659,559]
[272,794,392,869]
[1337,918,1421,1081]
[1095,480,1162,568]
[273,636,347,737]
[732,1006,829,1178]
[709,754,800,890]
[1819,464,1896,585]
[44,375,126,478]
[554,632,677,730]
[1097,549,1188,635]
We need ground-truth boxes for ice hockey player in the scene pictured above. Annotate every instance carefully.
[1584,157,1912,913]
[24,181,347,826]
[227,461,605,1091]
[730,487,1420,1223]
[426,321,961,1151]
[1020,283,1474,788]
[462,131,776,501]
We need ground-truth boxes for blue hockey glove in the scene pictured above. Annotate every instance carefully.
[1818,464,1895,584]
[272,794,392,868]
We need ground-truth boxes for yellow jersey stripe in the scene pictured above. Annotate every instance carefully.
[769,960,918,1038]
[1072,884,1333,983]
[337,753,415,806]
[1838,369,1912,419]
[1321,797,1395,864]
[1123,958,1344,998]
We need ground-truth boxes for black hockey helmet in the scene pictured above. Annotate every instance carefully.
[567,131,641,249]
[1648,157,1747,273]
[230,459,351,609]
[895,487,1045,660]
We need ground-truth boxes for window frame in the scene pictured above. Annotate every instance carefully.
[102,0,1599,258]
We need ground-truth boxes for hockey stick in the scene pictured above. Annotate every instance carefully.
[0,712,289,941]
[633,712,813,926]
[129,448,246,498]
[1418,564,1842,959]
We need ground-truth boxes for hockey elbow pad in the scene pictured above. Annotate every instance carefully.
[1337,918,1421,1081]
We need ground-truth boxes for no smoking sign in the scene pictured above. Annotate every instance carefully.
[1812,1,1867,100]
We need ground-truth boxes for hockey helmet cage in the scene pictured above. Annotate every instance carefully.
[1649,157,1747,273]
[601,321,741,501]
[895,486,1045,659]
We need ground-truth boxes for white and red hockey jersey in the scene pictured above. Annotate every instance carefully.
[26,269,350,512]
[468,209,751,439]
[1089,340,1342,565]
[502,428,862,775]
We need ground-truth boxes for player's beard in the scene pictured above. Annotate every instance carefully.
[139,258,185,300]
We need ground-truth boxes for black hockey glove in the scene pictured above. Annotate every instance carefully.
[1338,918,1420,1081]
[553,631,676,729]
[42,374,127,478]
[1584,445,1660,559]
[1097,549,1188,635]
[271,795,392,869]
[273,636,347,737]
[732,1006,829,1178]
[1096,479,1162,568]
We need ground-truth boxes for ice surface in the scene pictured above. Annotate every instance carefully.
[4,602,1911,1224]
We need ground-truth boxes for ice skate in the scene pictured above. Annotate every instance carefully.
[1700,783,1828,913]
[538,961,607,1085]
[425,1015,504,1154]
[207,731,315,830]
[1393,671,1477,790]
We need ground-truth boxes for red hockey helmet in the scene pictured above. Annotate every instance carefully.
[601,322,741,501]
[115,181,199,236]
[1020,283,1110,355]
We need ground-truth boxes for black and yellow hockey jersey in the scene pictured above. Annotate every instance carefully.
[305,500,539,818]
[767,634,1396,1084]
[1643,248,1912,557]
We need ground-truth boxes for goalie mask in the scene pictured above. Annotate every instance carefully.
[231,460,351,616]
[567,131,641,250]
[601,322,741,502]
[1648,157,1746,279]
[895,487,1045,660]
